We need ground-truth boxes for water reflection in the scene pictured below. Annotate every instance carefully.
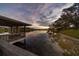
[14,31,63,56]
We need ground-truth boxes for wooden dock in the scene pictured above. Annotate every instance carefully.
[0,15,36,56]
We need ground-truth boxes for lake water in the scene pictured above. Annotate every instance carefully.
[14,31,63,56]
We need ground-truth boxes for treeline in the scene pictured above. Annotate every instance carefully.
[52,3,79,30]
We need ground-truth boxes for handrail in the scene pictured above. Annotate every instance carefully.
[0,40,37,56]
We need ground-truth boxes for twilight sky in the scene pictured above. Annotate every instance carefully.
[0,3,74,27]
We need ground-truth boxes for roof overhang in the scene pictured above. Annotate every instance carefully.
[0,15,31,26]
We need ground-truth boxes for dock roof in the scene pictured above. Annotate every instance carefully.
[0,15,31,26]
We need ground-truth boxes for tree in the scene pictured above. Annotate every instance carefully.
[52,3,79,30]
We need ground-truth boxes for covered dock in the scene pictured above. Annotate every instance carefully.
[0,15,37,56]
[0,15,31,43]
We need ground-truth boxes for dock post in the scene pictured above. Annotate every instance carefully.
[24,26,27,49]
[10,26,13,33]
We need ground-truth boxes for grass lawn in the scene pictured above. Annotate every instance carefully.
[62,29,79,39]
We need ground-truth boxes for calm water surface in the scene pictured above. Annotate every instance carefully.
[22,31,63,56]
[14,31,62,56]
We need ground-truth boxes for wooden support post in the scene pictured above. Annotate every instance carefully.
[16,26,19,33]
[10,26,13,33]
[24,26,26,37]
[24,26,26,49]
[24,39,26,49]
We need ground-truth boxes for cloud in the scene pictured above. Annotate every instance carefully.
[0,3,74,27]
[37,3,74,26]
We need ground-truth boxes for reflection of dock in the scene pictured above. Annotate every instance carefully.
[0,15,36,56]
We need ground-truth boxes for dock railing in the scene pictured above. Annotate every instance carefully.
[0,39,36,56]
